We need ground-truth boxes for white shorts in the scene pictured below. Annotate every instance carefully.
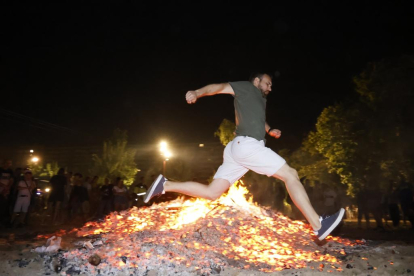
[213,136,286,184]
[14,196,31,213]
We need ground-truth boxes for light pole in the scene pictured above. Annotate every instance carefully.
[159,141,172,175]
[163,160,166,175]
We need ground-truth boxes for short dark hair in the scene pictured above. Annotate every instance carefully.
[58,168,65,175]
[249,72,272,83]
[74,173,83,178]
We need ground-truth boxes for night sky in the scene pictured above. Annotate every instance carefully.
[1,1,413,150]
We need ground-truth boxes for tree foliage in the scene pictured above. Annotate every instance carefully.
[31,161,60,179]
[165,159,193,182]
[90,129,138,185]
[304,104,362,194]
[214,119,235,146]
[302,56,414,195]
[281,147,339,189]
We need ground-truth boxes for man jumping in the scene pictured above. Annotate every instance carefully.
[144,73,344,240]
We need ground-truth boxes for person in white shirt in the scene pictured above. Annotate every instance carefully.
[11,170,35,226]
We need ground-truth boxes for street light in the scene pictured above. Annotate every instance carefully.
[31,156,39,163]
[159,141,173,175]
[164,150,172,160]
[160,141,167,152]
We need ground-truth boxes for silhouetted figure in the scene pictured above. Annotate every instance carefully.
[61,171,73,224]
[9,167,22,217]
[89,176,99,215]
[0,159,14,225]
[357,187,370,229]
[113,178,128,211]
[97,178,113,218]
[367,187,384,230]
[388,183,400,227]
[129,176,147,208]
[69,173,87,223]
[323,185,338,216]
[48,168,67,224]
[11,170,34,227]
[82,176,91,218]
[398,180,414,228]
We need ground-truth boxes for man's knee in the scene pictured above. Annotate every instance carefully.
[284,166,299,179]
[274,164,299,182]
[206,190,223,201]
[205,178,230,201]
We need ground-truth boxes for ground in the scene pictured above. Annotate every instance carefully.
[0,217,413,276]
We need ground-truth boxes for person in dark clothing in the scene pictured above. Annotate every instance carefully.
[357,186,370,229]
[367,188,384,230]
[0,159,14,225]
[398,180,414,228]
[388,182,401,227]
[69,173,86,222]
[113,178,128,211]
[61,171,73,224]
[97,177,113,218]
[89,176,99,215]
[8,167,22,219]
[48,168,66,224]
[80,181,90,219]
[129,176,147,208]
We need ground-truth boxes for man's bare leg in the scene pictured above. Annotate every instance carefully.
[164,178,231,201]
[273,164,321,231]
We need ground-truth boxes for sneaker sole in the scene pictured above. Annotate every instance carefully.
[144,174,164,203]
[318,208,345,241]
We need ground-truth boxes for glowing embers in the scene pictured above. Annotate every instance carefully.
[65,181,355,273]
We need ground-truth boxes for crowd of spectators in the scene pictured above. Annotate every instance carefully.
[0,159,150,228]
[1,158,413,230]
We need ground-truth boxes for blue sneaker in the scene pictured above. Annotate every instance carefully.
[143,174,167,203]
[315,208,345,240]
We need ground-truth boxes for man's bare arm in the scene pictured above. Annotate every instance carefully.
[265,122,271,133]
[186,83,234,104]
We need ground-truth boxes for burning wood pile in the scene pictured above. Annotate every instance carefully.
[37,181,364,275]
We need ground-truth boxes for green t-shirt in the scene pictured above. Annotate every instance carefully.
[229,81,267,141]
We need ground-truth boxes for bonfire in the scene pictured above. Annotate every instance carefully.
[36,181,363,275]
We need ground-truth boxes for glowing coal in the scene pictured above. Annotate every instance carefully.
[38,181,361,275]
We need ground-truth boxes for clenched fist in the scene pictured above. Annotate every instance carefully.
[186,91,198,104]
[269,129,282,139]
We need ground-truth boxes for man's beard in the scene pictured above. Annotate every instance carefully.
[258,84,269,98]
